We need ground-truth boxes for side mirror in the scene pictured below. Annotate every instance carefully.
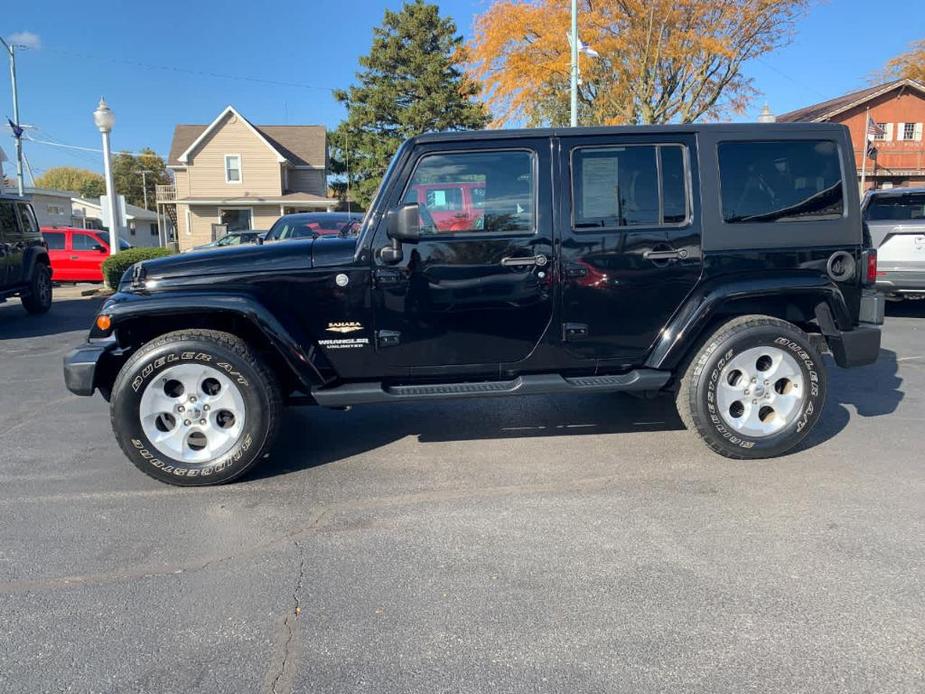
[94,244,107,253]
[382,204,421,264]
[387,204,421,244]
[257,236,265,245]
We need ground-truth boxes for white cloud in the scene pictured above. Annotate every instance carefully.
[6,32,41,50]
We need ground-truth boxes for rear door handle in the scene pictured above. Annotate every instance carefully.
[644,249,687,261]
[500,254,548,267]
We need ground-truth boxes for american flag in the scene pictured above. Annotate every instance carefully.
[867,116,885,140]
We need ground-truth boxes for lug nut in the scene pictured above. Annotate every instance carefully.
[189,396,197,403]
[199,419,206,425]
[177,405,185,412]
[752,399,758,404]
[183,419,191,426]
[751,377,757,383]
[203,404,210,411]
[744,389,750,395]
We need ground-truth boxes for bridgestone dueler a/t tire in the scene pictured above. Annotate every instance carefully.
[110,329,282,486]
[675,315,827,459]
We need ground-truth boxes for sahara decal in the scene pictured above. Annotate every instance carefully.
[326,321,364,334]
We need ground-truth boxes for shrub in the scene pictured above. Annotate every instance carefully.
[102,247,172,289]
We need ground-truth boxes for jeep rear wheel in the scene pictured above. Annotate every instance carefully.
[110,329,281,485]
[676,315,826,459]
[21,262,52,314]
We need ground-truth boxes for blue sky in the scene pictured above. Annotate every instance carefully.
[2,0,922,178]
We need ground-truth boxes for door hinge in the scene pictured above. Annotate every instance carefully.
[376,330,401,348]
[562,322,589,341]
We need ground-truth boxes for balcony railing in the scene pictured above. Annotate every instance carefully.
[155,184,176,203]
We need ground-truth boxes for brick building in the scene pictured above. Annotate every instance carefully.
[777,78,925,190]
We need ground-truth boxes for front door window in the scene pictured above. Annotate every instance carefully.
[220,209,252,232]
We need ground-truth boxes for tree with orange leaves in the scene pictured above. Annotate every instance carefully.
[469,0,812,126]
[880,39,925,83]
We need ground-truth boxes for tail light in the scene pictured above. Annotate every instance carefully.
[862,249,878,286]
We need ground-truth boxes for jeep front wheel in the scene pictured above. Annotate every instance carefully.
[110,329,281,485]
[676,315,826,459]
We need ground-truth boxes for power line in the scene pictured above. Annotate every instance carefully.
[44,47,339,93]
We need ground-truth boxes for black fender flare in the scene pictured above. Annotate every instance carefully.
[22,246,50,280]
[645,274,853,371]
[97,291,333,390]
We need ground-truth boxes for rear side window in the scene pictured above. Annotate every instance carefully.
[719,140,843,223]
[571,144,688,229]
[43,232,65,249]
[865,193,925,221]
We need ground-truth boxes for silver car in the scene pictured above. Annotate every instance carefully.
[863,187,925,300]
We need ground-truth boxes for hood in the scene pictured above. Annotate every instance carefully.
[123,239,316,288]
[310,236,359,267]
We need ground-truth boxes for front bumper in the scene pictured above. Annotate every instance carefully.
[63,339,117,396]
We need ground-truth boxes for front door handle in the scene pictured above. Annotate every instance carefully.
[500,254,548,267]
[644,248,687,262]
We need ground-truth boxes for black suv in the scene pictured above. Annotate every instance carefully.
[0,194,52,314]
[64,124,883,485]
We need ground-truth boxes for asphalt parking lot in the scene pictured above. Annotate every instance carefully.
[1,288,923,693]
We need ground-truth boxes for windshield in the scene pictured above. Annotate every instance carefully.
[865,193,925,221]
[94,233,131,250]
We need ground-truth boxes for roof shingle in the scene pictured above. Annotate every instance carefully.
[167,120,326,167]
[777,79,925,123]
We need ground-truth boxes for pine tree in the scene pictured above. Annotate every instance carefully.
[331,0,488,207]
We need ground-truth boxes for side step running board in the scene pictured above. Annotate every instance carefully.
[312,370,671,407]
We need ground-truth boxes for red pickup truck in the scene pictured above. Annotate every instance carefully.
[41,227,131,283]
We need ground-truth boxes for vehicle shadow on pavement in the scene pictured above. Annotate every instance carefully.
[252,392,685,480]
[0,297,102,340]
[255,350,905,478]
[800,349,904,451]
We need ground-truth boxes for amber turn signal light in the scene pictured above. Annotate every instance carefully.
[95,314,112,332]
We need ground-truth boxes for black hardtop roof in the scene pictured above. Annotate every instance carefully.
[412,122,847,145]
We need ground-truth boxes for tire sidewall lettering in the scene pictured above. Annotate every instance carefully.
[700,328,825,453]
[115,341,265,482]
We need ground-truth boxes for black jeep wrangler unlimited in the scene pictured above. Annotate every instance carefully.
[0,194,52,314]
[64,124,883,486]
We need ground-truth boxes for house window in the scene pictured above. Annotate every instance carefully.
[903,123,916,141]
[219,208,252,232]
[225,154,242,183]
[873,123,888,141]
[46,204,65,215]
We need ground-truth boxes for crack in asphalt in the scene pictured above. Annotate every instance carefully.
[269,540,307,694]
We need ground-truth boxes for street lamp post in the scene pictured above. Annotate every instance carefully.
[0,36,24,196]
[93,98,120,256]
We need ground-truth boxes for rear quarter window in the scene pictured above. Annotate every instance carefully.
[718,140,844,223]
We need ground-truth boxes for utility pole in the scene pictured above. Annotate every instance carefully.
[135,169,154,209]
[570,0,578,127]
[0,36,24,196]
